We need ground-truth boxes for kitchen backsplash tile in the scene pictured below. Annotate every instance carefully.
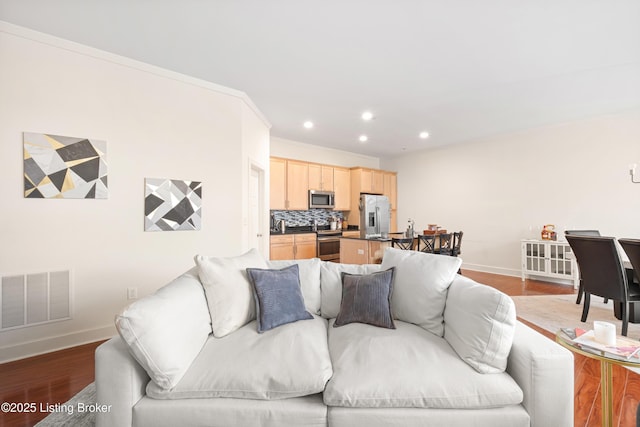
[271,209,344,227]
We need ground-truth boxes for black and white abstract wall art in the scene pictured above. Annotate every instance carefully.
[23,132,108,199]
[144,178,202,231]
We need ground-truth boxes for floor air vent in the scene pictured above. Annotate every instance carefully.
[1,270,71,330]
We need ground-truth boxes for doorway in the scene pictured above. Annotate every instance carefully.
[249,162,266,256]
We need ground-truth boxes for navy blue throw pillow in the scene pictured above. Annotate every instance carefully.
[246,264,313,333]
[334,267,396,329]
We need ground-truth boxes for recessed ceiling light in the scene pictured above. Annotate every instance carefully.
[419,131,429,139]
[303,121,314,129]
[361,111,374,121]
[359,135,368,143]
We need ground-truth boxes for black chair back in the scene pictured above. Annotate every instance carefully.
[566,235,627,301]
[437,233,453,255]
[566,235,633,334]
[452,231,463,257]
[619,239,640,283]
[392,237,413,250]
[565,230,601,304]
[417,235,436,253]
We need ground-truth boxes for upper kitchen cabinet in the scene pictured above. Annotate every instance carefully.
[351,168,384,195]
[308,163,334,191]
[286,160,309,210]
[333,167,351,211]
[269,157,309,210]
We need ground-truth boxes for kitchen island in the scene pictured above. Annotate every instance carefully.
[340,236,391,264]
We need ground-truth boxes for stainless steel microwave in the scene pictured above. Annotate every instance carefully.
[309,190,335,209]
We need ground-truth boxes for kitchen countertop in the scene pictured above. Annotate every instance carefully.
[340,235,392,242]
[270,229,318,236]
[270,226,359,236]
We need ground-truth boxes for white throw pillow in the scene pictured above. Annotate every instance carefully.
[115,268,212,390]
[195,248,268,337]
[444,275,516,373]
[320,261,382,319]
[267,258,322,315]
[380,247,462,337]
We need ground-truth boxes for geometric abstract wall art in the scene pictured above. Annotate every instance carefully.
[23,132,108,199]
[144,178,202,231]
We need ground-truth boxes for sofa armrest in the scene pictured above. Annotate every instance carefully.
[95,336,149,427]
[507,321,574,427]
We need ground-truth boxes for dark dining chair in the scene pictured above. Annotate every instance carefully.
[451,231,464,275]
[436,233,453,256]
[392,237,414,250]
[565,229,601,304]
[565,235,640,336]
[619,238,640,285]
[452,231,463,257]
[417,234,436,253]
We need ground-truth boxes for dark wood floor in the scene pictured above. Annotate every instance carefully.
[0,341,105,427]
[0,270,638,427]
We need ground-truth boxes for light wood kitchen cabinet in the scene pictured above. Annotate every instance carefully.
[371,170,384,194]
[294,233,317,259]
[270,157,308,210]
[333,166,351,211]
[384,172,398,232]
[341,230,360,238]
[286,160,309,210]
[360,169,373,193]
[383,172,397,210]
[340,238,391,264]
[390,210,398,233]
[270,157,287,210]
[270,233,317,260]
[308,163,334,191]
[269,157,353,211]
[351,168,385,195]
[270,235,295,260]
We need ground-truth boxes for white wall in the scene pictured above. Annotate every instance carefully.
[271,136,380,169]
[382,110,640,276]
[0,23,270,362]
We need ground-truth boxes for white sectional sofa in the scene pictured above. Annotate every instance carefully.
[95,248,574,427]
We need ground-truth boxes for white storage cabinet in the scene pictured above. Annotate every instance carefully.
[521,239,578,288]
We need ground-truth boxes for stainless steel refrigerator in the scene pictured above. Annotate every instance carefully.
[359,194,391,238]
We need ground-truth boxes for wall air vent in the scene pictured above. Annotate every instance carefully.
[1,270,71,330]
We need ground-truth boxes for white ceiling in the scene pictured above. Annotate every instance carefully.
[2,1,640,158]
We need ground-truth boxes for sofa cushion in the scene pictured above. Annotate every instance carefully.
[324,319,523,409]
[334,268,395,329]
[146,315,333,400]
[444,275,516,373]
[267,258,322,315]
[115,268,211,390]
[380,247,462,336]
[320,262,382,318]
[247,264,313,333]
[195,248,268,337]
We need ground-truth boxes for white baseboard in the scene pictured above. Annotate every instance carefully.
[462,263,575,287]
[461,263,522,278]
[0,325,116,363]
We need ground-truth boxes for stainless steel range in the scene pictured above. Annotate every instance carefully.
[316,229,342,262]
